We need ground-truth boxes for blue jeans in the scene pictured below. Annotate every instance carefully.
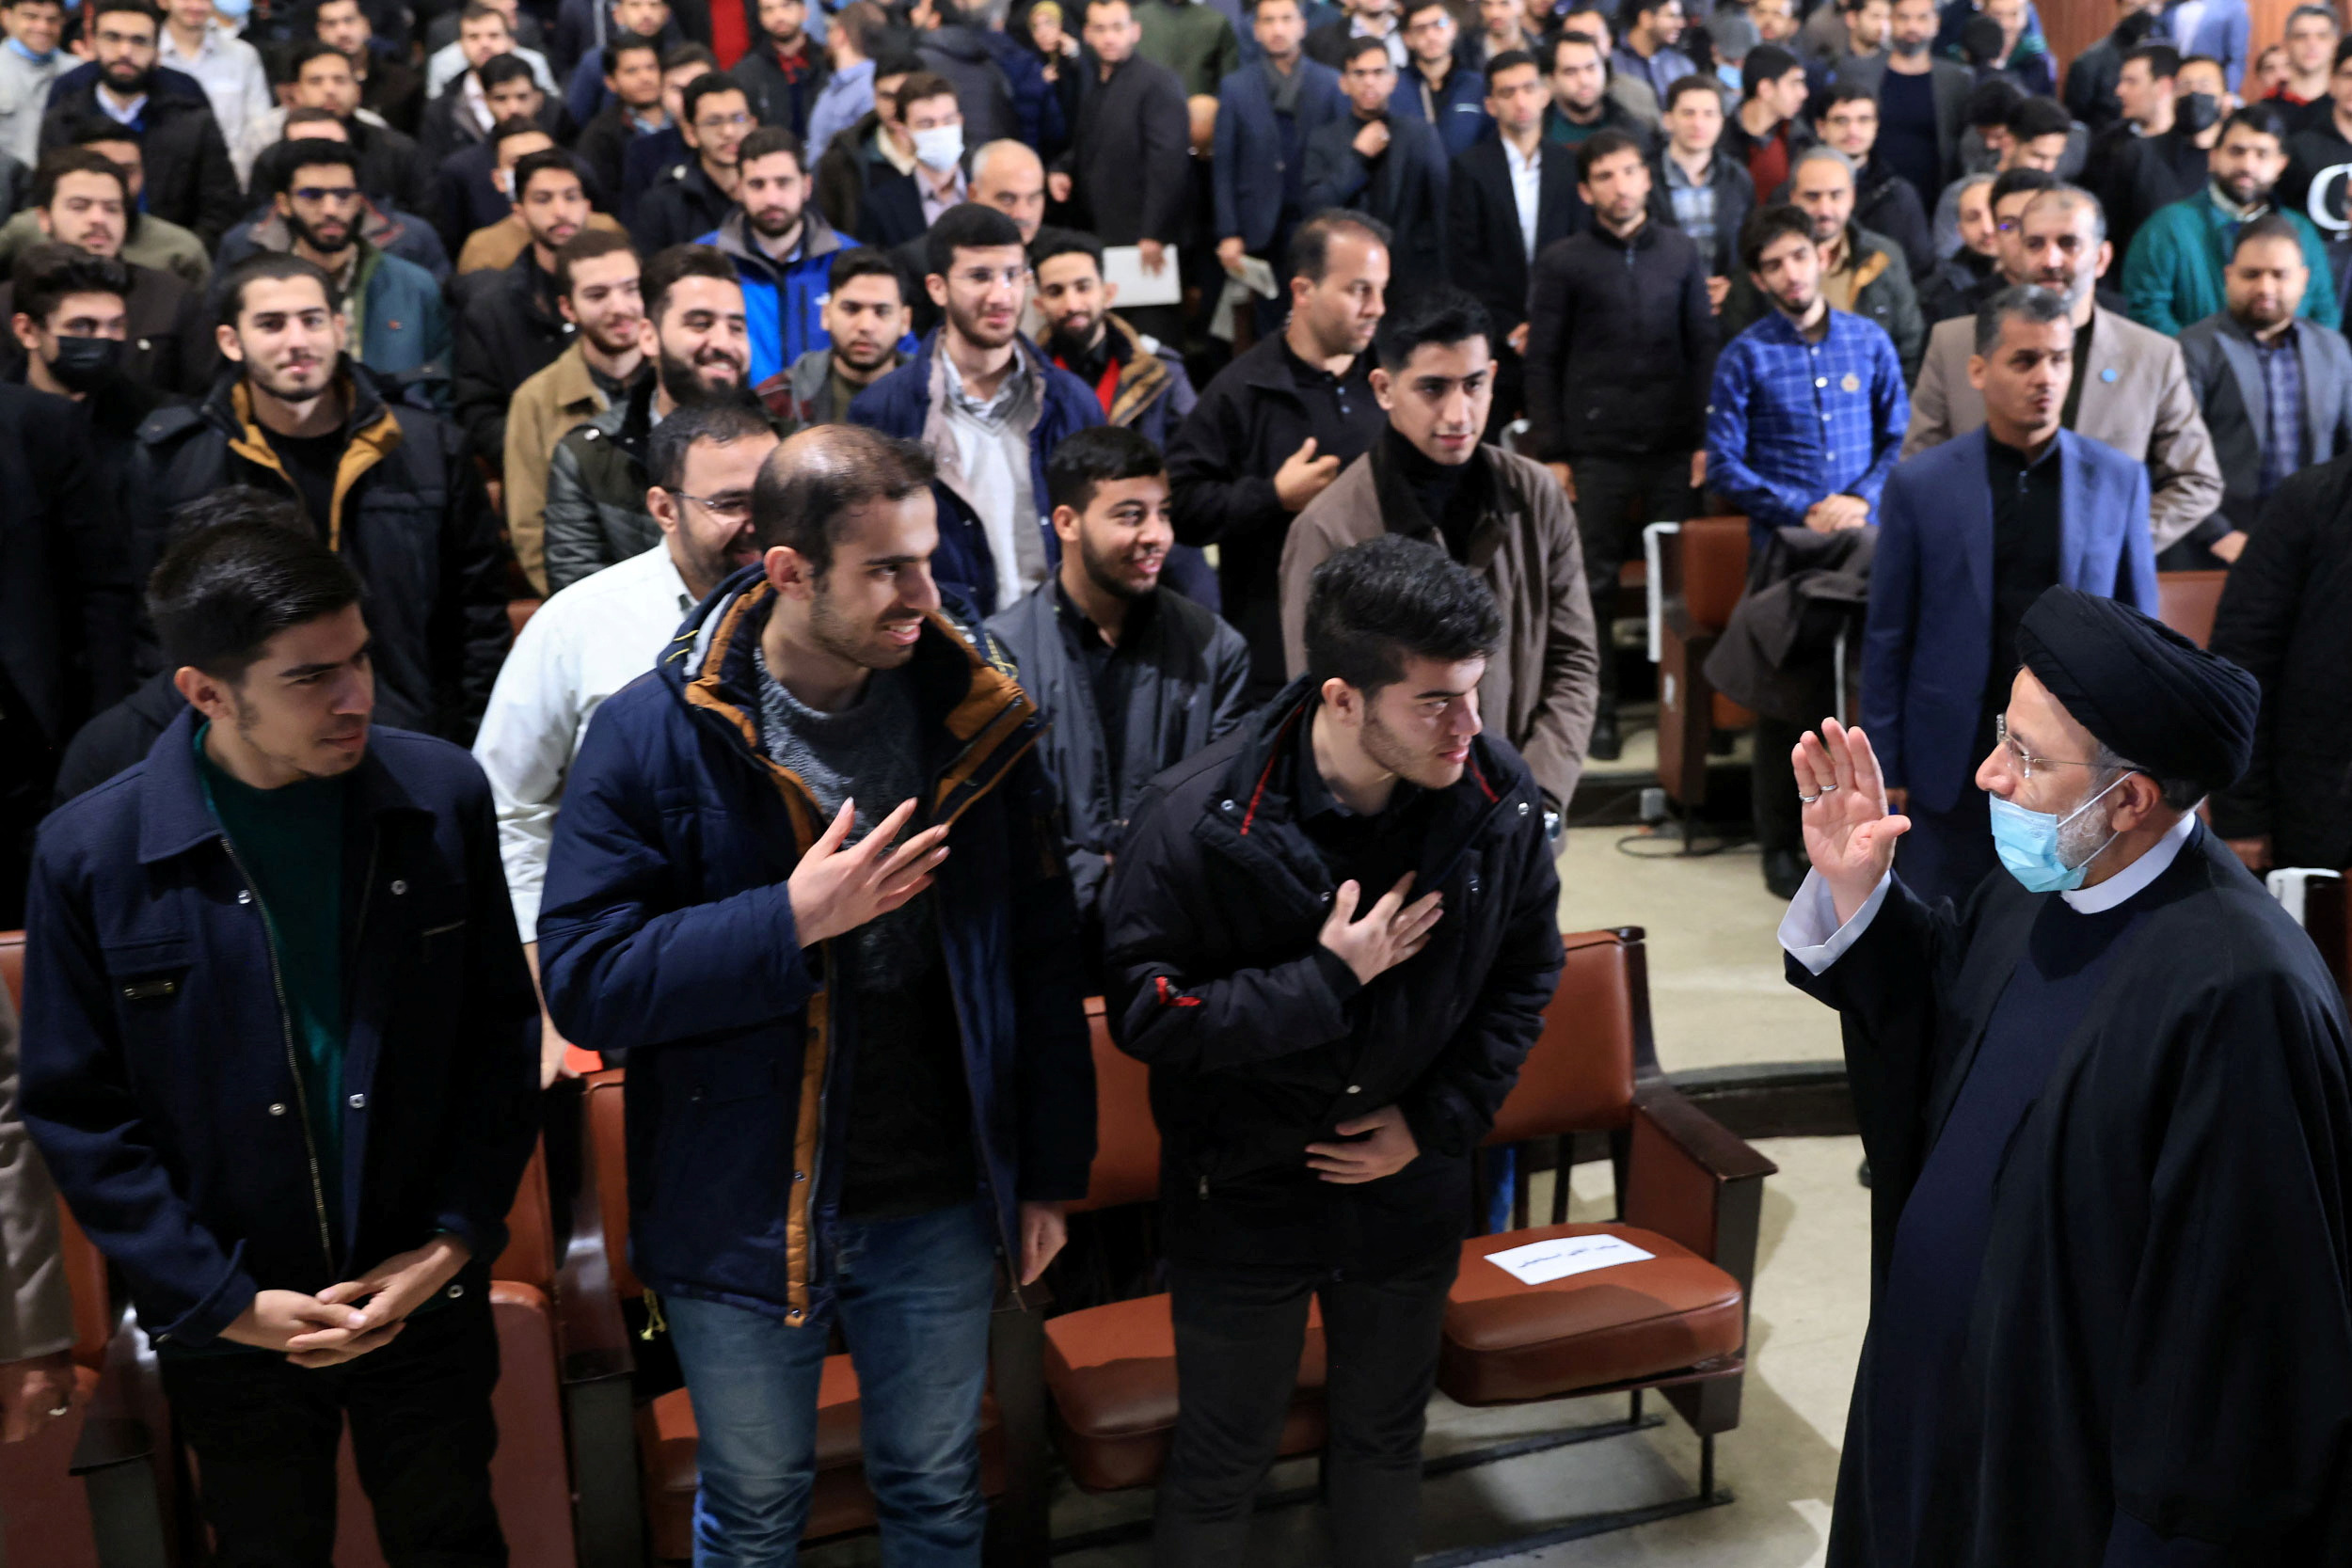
[665,1199,999,1567]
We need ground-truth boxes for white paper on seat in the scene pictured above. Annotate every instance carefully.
[1103,244,1183,306]
[1484,1233,1655,1286]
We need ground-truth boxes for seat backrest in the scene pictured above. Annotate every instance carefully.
[582,1068,639,1299]
[2157,570,2226,650]
[1677,516,1751,633]
[1072,999,1160,1213]
[490,1141,557,1294]
[0,930,21,1014]
[508,599,543,639]
[1485,930,1642,1145]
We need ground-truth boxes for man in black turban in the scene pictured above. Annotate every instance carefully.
[1776,585,2352,1568]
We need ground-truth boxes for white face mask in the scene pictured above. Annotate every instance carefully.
[912,122,964,170]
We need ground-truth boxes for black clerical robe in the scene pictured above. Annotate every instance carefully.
[1788,824,2352,1567]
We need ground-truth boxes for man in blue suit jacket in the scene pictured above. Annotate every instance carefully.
[1212,0,1346,292]
[1864,286,2160,906]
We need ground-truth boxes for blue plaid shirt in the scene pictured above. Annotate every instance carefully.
[2255,324,2309,499]
[1707,308,1909,548]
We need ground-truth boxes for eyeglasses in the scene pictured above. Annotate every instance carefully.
[670,488,754,525]
[696,112,754,132]
[1994,712,2100,780]
[292,186,364,205]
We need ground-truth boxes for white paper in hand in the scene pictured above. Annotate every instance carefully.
[1484,1233,1655,1286]
[1103,244,1183,306]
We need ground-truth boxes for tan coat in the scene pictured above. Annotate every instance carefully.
[0,990,73,1367]
[504,340,615,595]
[1279,442,1601,810]
[454,211,628,276]
[1903,306,2224,551]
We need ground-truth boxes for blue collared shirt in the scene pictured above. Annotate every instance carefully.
[1706,307,1909,546]
[2254,322,2308,498]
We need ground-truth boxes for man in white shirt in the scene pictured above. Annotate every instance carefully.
[475,397,781,1081]
[0,0,71,167]
[157,0,268,155]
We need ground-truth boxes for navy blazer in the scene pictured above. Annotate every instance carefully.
[1212,58,1348,251]
[1863,427,2161,813]
[1447,135,1586,335]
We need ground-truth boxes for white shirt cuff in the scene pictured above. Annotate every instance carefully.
[1777,868,1892,975]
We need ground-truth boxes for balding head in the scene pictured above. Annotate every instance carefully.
[970,139,1045,241]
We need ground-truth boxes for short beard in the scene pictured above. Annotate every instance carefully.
[286,211,355,257]
[1079,530,1152,602]
[2056,784,2120,869]
[945,294,1014,352]
[1891,35,1927,55]
[806,573,915,670]
[750,206,802,240]
[657,346,744,406]
[1358,703,1438,788]
[1046,319,1100,362]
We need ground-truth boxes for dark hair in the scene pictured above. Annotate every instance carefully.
[309,0,366,27]
[2287,2,2337,34]
[1972,281,2069,355]
[738,123,805,171]
[1374,284,1489,372]
[1303,534,1502,696]
[280,138,361,181]
[1989,165,2058,208]
[1400,0,1451,23]
[2177,51,2224,79]
[647,399,777,493]
[641,242,738,324]
[751,425,937,570]
[871,47,925,80]
[1740,43,1800,96]
[2121,40,2179,78]
[1290,207,1391,281]
[834,0,886,55]
[31,148,127,212]
[683,70,749,128]
[2023,181,2106,243]
[1574,126,1645,181]
[2221,101,2292,147]
[287,37,351,77]
[1738,201,1813,272]
[1959,8,2003,63]
[1081,0,1131,18]
[1823,81,1876,111]
[478,53,538,92]
[1340,33,1392,67]
[2336,35,2352,71]
[600,29,662,75]
[553,227,637,295]
[893,68,958,114]
[660,40,718,72]
[1664,71,1723,110]
[511,146,580,199]
[1965,75,2024,127]
[1028,223,1102,275]
[1547,30,1602,71]
[1045,423,1164,514]
[147,516,363,682]
[2,0,65,9]
[490,114,549,152]
[1483,47,1537,87]
[87,0,157,26]
[66,117,140,151]
[283,106,342,133]
[11,242,130,324]
[2231,211,2307,260]
[217,251,342,330]
[924,201,1025,277]
[829,244,905,297]
[162,484,308,549]
[2006,95,2072,142]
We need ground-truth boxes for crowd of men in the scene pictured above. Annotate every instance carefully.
[0,0,2348,1560]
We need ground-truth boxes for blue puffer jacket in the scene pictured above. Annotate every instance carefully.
[536,572,1096,1325]
[20,713,541,1346]
[697,208,857,386]
[847,328,1104,615]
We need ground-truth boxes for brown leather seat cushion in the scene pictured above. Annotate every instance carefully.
[1042,1292,1327,1493]
[1439,1225,1746,1407]
[637,1354,1008,1557]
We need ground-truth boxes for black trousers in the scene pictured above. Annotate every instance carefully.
[160,1288,504,1568]
[1753,713,1805,855]
[1566,451,1695,705]
[1154,1244,1459,1568]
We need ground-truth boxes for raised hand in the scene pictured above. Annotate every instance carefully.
[1319,873,1444,987]
[1793,719,1909,923]
[1274,436,1343,511]
[787,799,950,947]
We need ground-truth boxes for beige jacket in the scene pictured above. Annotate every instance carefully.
[1279,441,1600,810]
[0,990,72,1367]
[1903,306,2224,551]
[504,341,616,595]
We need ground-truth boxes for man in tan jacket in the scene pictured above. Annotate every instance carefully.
[502,230,647,594]
[1280,286,1600,819]
[1904,184,2223,553]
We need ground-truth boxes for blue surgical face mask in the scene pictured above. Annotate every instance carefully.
[1988,772,2128,894]
[215,0,253,21]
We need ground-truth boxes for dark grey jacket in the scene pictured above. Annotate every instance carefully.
[541,374,658,594]
[986,581,1251,925]
[2177,311,2352,531]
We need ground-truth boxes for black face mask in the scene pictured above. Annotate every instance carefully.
[2178,91,2221,134]
[47,333,121,393]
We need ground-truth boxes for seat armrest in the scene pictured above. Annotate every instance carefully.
[1624,1082,1778,1311]
[553,1202,636,1386]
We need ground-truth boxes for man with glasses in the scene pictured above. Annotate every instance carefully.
[274,139,450,389]
[1863,284,2157,904]
[1390,0,1488,158]
[630,70,754,250]
[476,400,780,1085]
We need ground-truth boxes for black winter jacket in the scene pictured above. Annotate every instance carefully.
[1101,682,1565,1271]
[38,80,242,249]
[629,156,737,252]
[1062,53,1192,247]
[1302,111,1450,300]
[1522,218,1718,462]
[453,251,576,469]
[133,365,513,744]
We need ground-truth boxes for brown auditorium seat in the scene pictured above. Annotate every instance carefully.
[507,599,543,640]
[2156,571,2226,650]
[580,1067,1012,1560]
[1655,517,1755,808]
[1436,929,1775,1518]
[1036,1001,1328,1494]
